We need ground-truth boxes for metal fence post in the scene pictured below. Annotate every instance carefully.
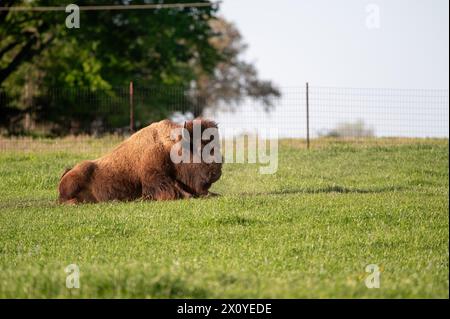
[306,82,310,149]
[129,81,135,133]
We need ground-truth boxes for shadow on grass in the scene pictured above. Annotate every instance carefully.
[0,198,58,210]
[240,185,407,196]
[0,185,407,210]
[215,215,261,226]
[91,273,210,298]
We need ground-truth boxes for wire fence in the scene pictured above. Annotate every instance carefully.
[0,84,448,150]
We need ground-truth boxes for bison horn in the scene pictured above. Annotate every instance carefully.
[182,121,189,141]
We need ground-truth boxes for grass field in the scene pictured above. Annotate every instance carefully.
[0,136,448,298]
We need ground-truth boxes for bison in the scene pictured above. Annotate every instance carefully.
[58,119,222,204]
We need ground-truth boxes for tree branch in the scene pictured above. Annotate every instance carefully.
[0,33,54,85]
[0,0,18,25]
[0,40,21,60]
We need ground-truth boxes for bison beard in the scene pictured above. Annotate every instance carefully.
[58,119,222,204]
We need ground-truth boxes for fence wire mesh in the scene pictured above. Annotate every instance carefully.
[0,85,448,152]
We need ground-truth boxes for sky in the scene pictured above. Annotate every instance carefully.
[212,0,449,138]
[219,0,449,89]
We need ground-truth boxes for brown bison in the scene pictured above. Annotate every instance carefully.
[58,119,222,204]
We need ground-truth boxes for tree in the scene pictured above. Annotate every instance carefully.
[190,18,280,117]
[0,0,61,130]
[0,0,280,135]
[0,0,57,85]
[320,120,374,138]
[1,0,222,133]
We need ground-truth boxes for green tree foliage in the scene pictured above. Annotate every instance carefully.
[0,0,279,135]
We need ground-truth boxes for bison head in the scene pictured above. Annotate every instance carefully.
[173,119,223,196]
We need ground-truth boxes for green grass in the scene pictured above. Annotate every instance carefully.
[0,137,448,298]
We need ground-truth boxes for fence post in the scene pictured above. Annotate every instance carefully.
[129,81,135,133]
[306,82,310,149]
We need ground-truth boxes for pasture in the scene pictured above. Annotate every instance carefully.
[0,137,448,298]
